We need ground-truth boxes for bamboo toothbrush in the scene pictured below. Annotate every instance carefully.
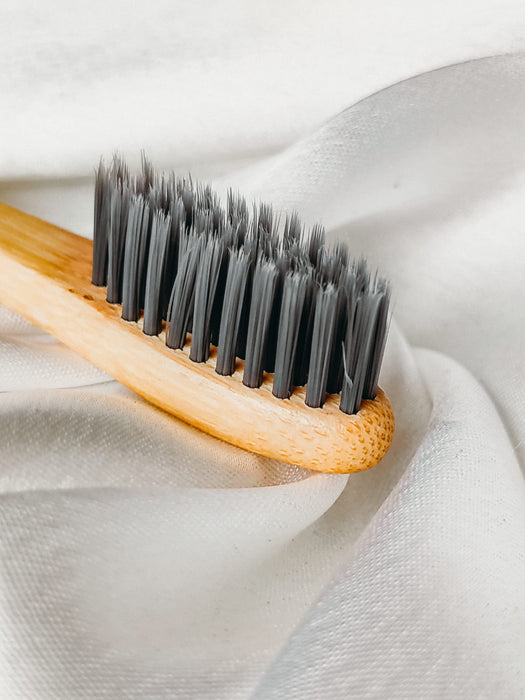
[0,156,394,473]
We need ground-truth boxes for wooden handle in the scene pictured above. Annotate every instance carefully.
[0,202,394,473]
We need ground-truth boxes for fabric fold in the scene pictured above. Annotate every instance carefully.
[254,349,525,699]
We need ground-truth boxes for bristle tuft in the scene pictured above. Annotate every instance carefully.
[243,256,278,388]
[216,248,250,376]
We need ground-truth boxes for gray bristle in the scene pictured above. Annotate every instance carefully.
[92,155,391,415]
[108,182,132,304]
[243,257,278,388]
[293,273,317,388]
[305,284,338,409]
[166,236,200,350]
[308,223,325,266]
[363,278,391,399]
[283,212,302,246]
[325,285,347,395]
[121,194,150,322]
[92,160,110,286]
[143,210,171,336]
[272,270,307,399]
[215,248,250,376]
[190,237,223,363]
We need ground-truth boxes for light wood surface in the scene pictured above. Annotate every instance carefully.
[0,202,394,473]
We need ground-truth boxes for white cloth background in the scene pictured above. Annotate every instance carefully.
[1,2,525,698]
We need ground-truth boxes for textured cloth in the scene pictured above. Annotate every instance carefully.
[1,2,525,698]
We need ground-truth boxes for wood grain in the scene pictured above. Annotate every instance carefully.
[0,202,394,473]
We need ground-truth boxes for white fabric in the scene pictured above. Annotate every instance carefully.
[1,2,525,698]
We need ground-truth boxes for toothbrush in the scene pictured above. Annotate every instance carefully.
[0,157,394,473]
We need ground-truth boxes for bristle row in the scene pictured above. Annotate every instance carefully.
[92,155,390,414]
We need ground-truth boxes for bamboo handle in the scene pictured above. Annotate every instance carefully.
[0,202,394,473]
